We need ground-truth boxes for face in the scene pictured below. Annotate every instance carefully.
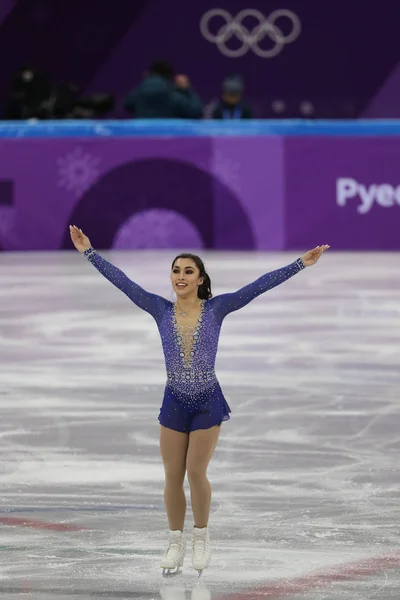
[171,258,204,298]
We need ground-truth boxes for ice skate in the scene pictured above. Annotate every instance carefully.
[160,529,186,576]
[191,526,211,576]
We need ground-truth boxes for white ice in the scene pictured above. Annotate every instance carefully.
[0,250,399,599]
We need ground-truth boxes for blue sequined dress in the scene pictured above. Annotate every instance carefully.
[84,248,305,433]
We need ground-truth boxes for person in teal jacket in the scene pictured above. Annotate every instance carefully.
[124,61,203,119]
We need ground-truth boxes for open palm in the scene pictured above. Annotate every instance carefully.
[301,245,330,267]
[69,225,91,253]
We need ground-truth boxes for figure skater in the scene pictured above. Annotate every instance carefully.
[69,225,329,576]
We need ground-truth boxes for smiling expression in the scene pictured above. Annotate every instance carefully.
[171,258,204,298]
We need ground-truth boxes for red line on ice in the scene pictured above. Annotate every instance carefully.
[216,554,400,599]
[0,516,86,532]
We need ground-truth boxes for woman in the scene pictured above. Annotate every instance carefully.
[69,225,329,576]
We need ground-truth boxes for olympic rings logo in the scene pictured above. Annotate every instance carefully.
[199,8,301,58]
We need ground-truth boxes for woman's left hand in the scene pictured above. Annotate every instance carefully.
[301,245,330,267]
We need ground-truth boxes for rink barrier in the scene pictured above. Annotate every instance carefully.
[0,119,399,251]
[1,119,400,137]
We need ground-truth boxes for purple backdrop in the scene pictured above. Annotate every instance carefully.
[285,138,400,250]
[0,136,283,252]
[0,1,400,118]
[1,135,400,252]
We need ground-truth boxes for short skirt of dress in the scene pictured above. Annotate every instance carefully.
[158,381,231,433]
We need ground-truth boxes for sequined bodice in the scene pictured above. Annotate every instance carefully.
[172,301,205,368]
[158,300,220,394]
[175,323,198,366]
[85,249,305,396]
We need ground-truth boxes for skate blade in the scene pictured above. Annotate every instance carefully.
[162,567,182,577]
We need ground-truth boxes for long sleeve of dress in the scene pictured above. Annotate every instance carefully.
[209,258,305,324]
[84,248,169,321]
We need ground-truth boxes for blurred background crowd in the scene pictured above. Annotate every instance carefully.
[2,1,399,122]
[5,61,254,121]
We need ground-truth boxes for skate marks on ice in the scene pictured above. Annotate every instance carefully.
[0,251,400,599]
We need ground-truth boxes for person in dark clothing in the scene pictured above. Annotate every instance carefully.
[210,76,252,120]
[124,61,203,119]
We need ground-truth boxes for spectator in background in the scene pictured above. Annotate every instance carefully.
[210,75,252,120]
[4,68,52,119]
[3,67,113,120]
[124,61,203,119]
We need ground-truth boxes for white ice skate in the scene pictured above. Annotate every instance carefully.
[191,526,211,576]
[160,529,186,576]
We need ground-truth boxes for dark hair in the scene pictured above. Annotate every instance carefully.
[149,60,175,81]
[172,253,212,300]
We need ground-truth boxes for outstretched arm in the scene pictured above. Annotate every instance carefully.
[210,245,330,323]
[70,225,168,320]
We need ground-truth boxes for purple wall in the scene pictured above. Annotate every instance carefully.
[285,138,400,249]
[1,1,400,118]
[1,134,399,252]
[0,136,283,251]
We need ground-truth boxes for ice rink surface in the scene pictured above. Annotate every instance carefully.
[1,250,399,599]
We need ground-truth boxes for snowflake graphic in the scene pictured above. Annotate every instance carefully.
[57,147,101,197]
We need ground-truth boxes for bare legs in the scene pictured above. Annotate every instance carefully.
[160,425,221,530]
[186,425,220,528]
[160,426,189,531]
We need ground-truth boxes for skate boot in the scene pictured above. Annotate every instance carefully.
[191,526,211,576]
[160,529,186,576]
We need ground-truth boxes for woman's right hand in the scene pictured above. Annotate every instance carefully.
[69,225,91,253]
